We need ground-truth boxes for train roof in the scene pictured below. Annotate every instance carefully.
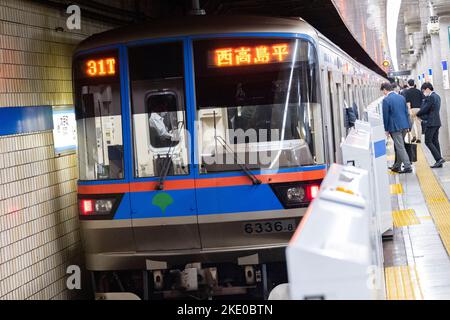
[75,15,319,53]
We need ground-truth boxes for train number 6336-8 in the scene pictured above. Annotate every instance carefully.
[243,220,296,235]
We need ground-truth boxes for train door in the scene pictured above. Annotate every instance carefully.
[363,83,368,107]
[348,83,353,108]
[127,41,201,251]
[343,81,350,135]
[326,70,337,163]
[356,79,364,116]
[331,74,346,163]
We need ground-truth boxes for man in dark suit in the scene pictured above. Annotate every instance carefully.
[404,79,424,143]
[381,82,412,174]
[416,82,445,168]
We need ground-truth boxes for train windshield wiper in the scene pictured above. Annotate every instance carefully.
[156,121,184,190]
[215,136,262,186]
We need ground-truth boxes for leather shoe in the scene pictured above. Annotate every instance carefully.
[431,159,445,168]
[399,168,413,174]
[416,139,421,144]
[391,167,402,173]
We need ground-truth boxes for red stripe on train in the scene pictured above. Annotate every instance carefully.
[78,169,326,195]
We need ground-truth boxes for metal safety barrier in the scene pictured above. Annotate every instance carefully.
[287,164,385,300]
[345,119,393,235]
[284,100,393,300]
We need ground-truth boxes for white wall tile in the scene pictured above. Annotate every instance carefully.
[0,0,113,300]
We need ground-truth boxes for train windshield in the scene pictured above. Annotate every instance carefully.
[193,38,324,173]
[74,50,124,181]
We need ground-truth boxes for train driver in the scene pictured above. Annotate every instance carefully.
[149,101,175,147]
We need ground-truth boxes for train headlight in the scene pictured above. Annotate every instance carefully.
[287,187,306,203]
[95,199,114,213]
[79,195,123,219]
[270,181,322,209]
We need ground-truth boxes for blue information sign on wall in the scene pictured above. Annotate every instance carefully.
[0,106,53,136]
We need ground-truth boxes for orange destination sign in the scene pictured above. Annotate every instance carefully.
[213,44,291,67]
[86,58,116,77]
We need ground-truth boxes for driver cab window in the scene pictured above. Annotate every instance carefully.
[128,42,189,178]
[147,92,180,148]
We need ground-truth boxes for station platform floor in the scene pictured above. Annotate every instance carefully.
[384,141,450,300]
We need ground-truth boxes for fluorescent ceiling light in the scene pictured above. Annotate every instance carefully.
[387,0,402,71]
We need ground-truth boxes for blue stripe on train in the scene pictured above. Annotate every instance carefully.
[196,184,283,215]
[117,184,283,220]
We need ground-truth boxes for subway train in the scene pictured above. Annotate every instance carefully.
[73,15,386,299]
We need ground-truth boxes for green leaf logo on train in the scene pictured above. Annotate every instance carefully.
[152,193,174,214]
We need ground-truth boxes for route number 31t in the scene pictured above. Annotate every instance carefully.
[86,58,116,77]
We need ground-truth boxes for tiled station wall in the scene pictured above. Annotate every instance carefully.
[0,0,114,299]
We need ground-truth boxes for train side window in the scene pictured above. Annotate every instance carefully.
[74,51,124,181]
[128,42,189,178]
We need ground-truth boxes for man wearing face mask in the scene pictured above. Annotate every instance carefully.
[416,82,445,168]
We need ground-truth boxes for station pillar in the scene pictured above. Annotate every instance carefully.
[438,16,450,159]
[431,28,450,158]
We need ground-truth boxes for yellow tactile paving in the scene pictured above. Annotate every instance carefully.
[385,266,424,300]
[415,146,450,255]
[392,209,420,228]
[390,184,403,195]
[387,155,395,162]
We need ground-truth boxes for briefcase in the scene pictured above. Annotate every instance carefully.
[404,132,417,162]
[405,142,417,163]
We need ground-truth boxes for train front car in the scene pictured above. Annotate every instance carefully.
[73,16,327,299]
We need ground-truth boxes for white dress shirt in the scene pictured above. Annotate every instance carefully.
[149,113,172,140]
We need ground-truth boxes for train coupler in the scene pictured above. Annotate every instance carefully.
[173,263,219,292]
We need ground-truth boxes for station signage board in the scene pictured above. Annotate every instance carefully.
[443,61,450,90]
[388,70,411,77]
[52,105,77,155]
[428,16,440,35]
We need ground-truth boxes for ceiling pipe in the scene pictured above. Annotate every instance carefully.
[190,0,206,15]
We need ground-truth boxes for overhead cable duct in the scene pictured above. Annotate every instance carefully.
[190,0,206,15]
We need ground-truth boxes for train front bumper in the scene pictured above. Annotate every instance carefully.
[85,244,289,271]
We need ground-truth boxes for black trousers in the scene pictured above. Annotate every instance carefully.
[424,126,442,162]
